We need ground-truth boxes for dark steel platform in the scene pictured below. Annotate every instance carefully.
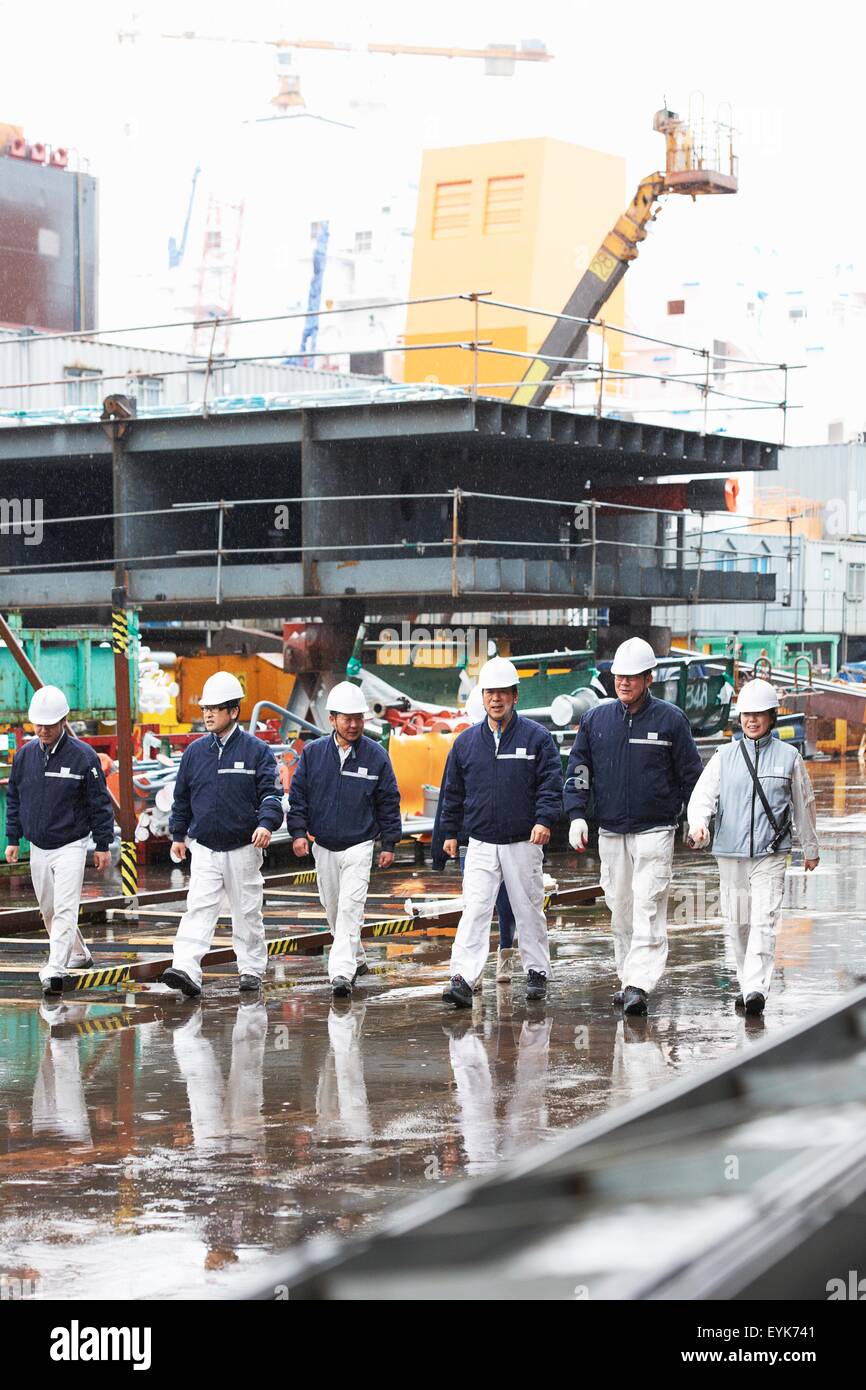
[0,396,779,622]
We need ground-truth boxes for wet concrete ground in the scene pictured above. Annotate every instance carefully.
[1,761,865,1300]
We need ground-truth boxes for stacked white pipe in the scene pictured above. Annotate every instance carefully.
[138,646,179,719]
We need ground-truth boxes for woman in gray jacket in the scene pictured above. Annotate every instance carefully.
[687,678,819,1016]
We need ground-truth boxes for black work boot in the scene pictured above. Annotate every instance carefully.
[161,968,202,999]
[622,985,648,1016]
[526,970,548,1001]
[442,975,473,1009]
[744,991,765,1016]
[238,975,262,993]
[331,976,353,999]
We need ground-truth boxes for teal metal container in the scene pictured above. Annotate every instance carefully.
[0,733,30,858]
[694,631,839,679]
[0,615,139,723]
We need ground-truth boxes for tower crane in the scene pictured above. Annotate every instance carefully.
[161,32,552,113]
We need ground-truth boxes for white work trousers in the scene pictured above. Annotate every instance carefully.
[716,854,787,1000]
[449,838,550,986]
[598,828,676,994]
[171,841,267,987]
[30,837,90,982]
[313,840,374,983]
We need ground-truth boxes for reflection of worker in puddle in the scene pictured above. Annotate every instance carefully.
[444,1012,552,1173]
[610,1017,672,1105]
[169,1001,268,1153]
[445,1018,497,1173]
[503,1018,553,1153]
[32,1002,92,1144]
[315,1004,371,1146]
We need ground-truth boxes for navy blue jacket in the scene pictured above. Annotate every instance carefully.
[439,713,563,844]
[5,731,115,852]
[286,733,402,852]
[169,726,284,852]
[564,694,702,834]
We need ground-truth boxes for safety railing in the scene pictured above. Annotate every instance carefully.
[0,290,799,443]
[0,487,805,604]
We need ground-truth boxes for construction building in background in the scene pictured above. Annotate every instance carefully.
[403,137,627,397]
[0,328,370,420]
[656,441,866,668]
[0,123,98,332]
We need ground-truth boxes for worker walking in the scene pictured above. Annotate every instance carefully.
[4,686,114,994]
[565,638,703,1016]
[432,742,518,984]
[287,681,402,999]
[440,657,563,1007]
[162,672,283,998]
[688,678,819,1016]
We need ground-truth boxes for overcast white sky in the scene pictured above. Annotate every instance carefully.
[0,1,859,332]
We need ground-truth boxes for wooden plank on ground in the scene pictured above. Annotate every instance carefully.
[0,884,602,990]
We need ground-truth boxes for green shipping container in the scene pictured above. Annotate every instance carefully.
[0,617,138,723]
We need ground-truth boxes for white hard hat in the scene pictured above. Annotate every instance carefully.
[199,671,245,707]
[735,678,780,714]
[610,637,657,676]
[28,685,70,724]
[478,657,520,689]
[326,681,369,715]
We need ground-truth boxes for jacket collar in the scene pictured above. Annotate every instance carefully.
[619,691,654,721]
[211,723,241,753]
[481,710,520,746]
[332,732,360,761]
[45,729,67,757]
[744,731,774,751]
[39,729,68,762]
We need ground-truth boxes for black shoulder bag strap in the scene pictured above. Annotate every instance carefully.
[738,738,790,853]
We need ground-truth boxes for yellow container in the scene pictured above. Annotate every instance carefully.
[176,654,296,724]
[403,137,626,397]
[389,729,459,816]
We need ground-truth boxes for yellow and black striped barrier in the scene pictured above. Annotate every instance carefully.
[267,936,302,957]
[111,608,129,655]
[71,963,134,992]
[120,839,138,899]
[371,915,423,939]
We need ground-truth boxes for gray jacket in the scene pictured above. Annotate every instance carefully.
[688,734,819,860]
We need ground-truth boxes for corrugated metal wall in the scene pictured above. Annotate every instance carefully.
[755,443,866,510]
[0,330,371,415]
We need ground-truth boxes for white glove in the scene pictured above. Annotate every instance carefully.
[569,819,589,851]
[689,824,710,848]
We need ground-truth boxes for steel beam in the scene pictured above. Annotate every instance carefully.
[0,556,775,619]
[0,397,780,470]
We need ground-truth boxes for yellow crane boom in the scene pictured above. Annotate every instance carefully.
[510,108,737,408]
